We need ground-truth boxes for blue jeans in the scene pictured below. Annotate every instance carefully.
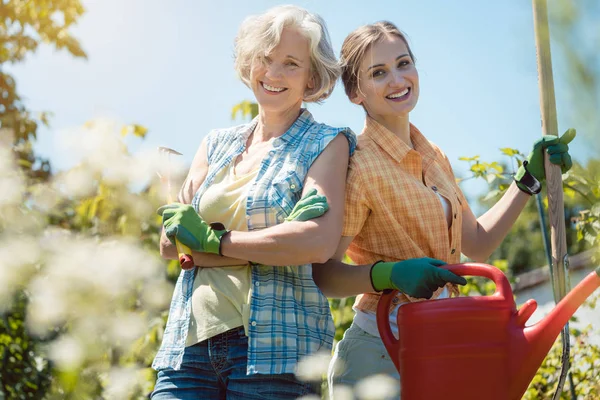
[151,327,314,399]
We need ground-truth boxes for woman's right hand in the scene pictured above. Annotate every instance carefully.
[370,258,467,299]
[157,203,229,255]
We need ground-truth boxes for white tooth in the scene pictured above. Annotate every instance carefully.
[263,83,285,92]
[387,88,409,99]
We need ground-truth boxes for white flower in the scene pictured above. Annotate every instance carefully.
[331,385,355,400]
[354,374,400,400]
[103,367,143,399]
[53,166,97,198]
[296,351,332,382]
[48,336,84,369]
[0,236,40,310]
[27,275,69,332]
[141,280,174,311]
[109,312,146,346]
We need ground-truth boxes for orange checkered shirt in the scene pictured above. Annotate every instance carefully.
[343,117,467,312]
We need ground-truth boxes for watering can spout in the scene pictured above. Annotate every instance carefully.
[510,266,600,399]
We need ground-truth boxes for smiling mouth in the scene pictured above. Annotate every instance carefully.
[261,82,288,93]
[386,87,410,100]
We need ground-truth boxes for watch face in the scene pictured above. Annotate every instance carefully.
[522,170,542,195]
[531,179,542,194]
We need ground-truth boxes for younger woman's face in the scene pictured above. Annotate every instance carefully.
[351,36,419,119]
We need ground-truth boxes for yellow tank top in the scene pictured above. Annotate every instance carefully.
[186,161,257,346]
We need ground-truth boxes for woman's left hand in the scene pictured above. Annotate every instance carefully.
[515,128,576,194]
[285,188,329,222]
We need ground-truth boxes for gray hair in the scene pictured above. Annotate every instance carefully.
[234,5,339,103]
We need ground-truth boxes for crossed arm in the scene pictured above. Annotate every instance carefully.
[159,134,350,267]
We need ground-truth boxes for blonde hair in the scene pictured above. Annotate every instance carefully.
[340,21,416,100]
[234,5,339,103]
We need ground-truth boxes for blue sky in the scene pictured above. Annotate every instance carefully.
[7,0,593,203]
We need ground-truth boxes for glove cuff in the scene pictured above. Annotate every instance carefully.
[514,161,542,195]
[370,260,391,292]
[207,222,229,255]
[218,230,231,256]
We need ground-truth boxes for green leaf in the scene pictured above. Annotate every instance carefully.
[121,124,148,138]
[500,147,520,157]
[470,163,487,174]
[492,259,508,272]
[482,189,502,201]
[231,101,259,120]
[132,124,149,138]
[18,159,33,168]
[489,162,504,173]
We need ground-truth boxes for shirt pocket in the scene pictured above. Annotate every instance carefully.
[271,171,304,222]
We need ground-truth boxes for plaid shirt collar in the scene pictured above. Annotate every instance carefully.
[240,108,314,145]
[363,116,438,170]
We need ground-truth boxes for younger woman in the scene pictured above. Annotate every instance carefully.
[312,21,575,397]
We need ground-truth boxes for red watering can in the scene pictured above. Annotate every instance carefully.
[377,263,600,400]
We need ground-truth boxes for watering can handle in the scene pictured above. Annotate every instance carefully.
[376,289,401,372]
[442,263,514,302]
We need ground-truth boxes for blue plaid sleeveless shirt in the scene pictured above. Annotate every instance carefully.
[152,109,356,374]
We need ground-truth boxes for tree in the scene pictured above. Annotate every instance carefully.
[1,0,87,182]
[0,3,176,398]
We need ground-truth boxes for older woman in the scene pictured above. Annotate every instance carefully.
[312,21,575,398]
[150,5,355,399]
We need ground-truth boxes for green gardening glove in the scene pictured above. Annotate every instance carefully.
[515,128,576,195]
[157,203,228,254]
[370,257,467,299]
[285,188,329,222]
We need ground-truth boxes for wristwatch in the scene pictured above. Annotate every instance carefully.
[515,161,542,195]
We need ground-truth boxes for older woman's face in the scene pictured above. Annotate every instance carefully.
[352,36,419,119]
[251,27,314,113]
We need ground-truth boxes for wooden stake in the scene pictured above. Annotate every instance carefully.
[532,0,568,301]
[532,1,571,398]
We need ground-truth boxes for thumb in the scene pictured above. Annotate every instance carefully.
[157,203,179,216]
[437,269,467,286]
[559,128,576,145]
[540,135,559,147]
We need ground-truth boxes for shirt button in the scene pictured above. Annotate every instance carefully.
[431,185,438,191]
[246,215,251,220]
[251,321,257,327]
[290,184,296,189]
[392,298,399,304]
[451,249,456,254]
[254,281,260,287]
[269,150,275,156]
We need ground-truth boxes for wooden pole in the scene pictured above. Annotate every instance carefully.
[532,0,568,301]
[532,1,571,398]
